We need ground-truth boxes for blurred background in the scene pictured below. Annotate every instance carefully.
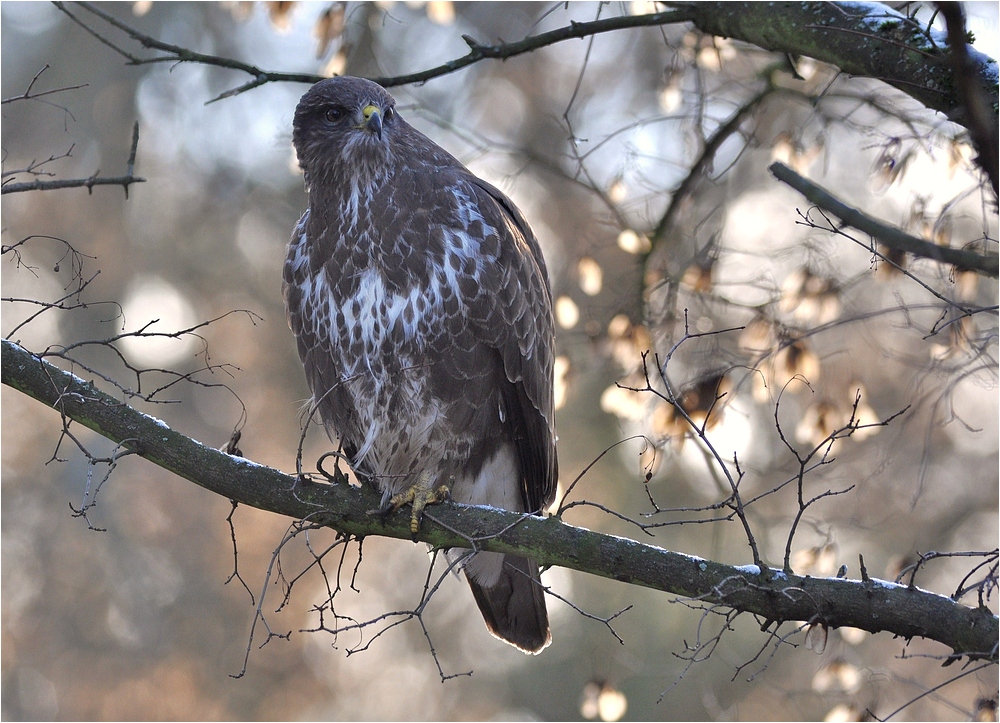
[2,2,997,720]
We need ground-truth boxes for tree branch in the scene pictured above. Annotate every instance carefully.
[56,2,695,101]
[53,2,322,103]
[650,85,774,249]
[769,161,999,277]
[0,64,88,105]
[935,2,999,196]
[682,1,999,122]
[56,1,998,138]
[367,9,697,88]
[1,122,144,196]
[0,174,145,195]
[3,337,996,663]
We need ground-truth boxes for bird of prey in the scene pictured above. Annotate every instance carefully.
[283,76,558,653]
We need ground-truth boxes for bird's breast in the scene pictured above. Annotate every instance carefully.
[288,209,502,489]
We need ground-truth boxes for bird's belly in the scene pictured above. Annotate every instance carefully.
[335,344,442,491]
[331,323,453,492]
[318,267,487,499]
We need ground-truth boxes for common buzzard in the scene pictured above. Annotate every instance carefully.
[283,77,558,653]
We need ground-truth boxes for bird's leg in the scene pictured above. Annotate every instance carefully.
[384,471,451,540]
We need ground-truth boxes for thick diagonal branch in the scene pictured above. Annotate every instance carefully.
[3,338,996,662]
[683,1,998,122]
[769,161,999,277]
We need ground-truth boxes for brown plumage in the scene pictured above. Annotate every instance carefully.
[283,76,558,653]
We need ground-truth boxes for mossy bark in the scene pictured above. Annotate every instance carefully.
[3,338,996,662]
[685,2,998,120]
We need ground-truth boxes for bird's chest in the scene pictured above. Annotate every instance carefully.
[314,238,445,378]
[325,253,441,373]
[286,214,488,482]
[309,257,448,476]
[313,221,479,357]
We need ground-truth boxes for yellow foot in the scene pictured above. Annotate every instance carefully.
[385,474,451,539]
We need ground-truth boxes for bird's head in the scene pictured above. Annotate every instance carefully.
[292,76,398,187]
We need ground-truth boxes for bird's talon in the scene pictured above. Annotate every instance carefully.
[379,480,451,539]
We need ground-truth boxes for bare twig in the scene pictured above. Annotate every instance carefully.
[54,2,321,103]
[1,64,87,105]
[2,122,145,196]
[651,85,775,248]
[878,661,996,721]
[776,388,909,572]
[224,500,256,605]
[1,146,76,180]
[369,9,698,89]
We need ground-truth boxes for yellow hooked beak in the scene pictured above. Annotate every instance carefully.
[361,104,382,139]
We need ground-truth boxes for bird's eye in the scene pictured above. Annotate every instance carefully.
[384,107,395,122]
[324,107,344,122]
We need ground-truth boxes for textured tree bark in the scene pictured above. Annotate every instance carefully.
[936,2,999,195]
[683,1,998,121]
[4,337,996,663]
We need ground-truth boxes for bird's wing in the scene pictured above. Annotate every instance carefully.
[458,175,558,514]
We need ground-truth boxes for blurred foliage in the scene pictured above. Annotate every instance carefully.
[2,1,997,720]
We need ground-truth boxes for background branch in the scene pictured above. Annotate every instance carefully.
[55,3,696,100]
[53,2,322,103]
[650,85,774,249]
[368,9,697,88]
[769,161,999,277]
[1,122,144,195]
[56,1,998,137]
